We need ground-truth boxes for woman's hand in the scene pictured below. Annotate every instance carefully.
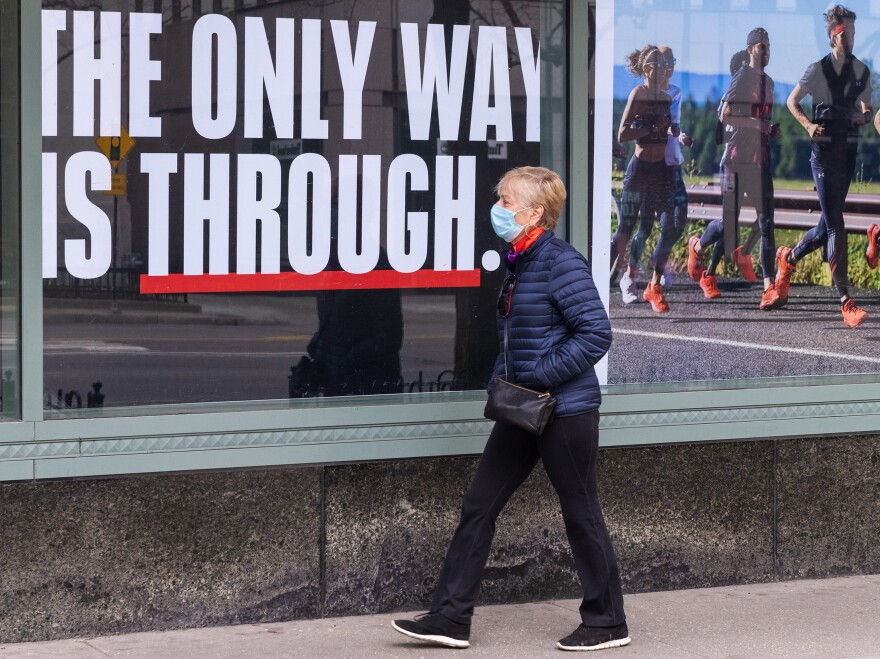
[653,114,671,135]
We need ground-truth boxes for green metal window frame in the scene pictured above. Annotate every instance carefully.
[1,0,879,483]
[0,0,22,421]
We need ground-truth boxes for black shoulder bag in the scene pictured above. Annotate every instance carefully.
[484,316,558,435]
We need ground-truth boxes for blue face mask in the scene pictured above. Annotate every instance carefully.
[491,204,532,242]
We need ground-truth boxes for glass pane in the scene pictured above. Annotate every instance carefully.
[594,1,880,391]
[42,0,566,413]
[0,0,21,420]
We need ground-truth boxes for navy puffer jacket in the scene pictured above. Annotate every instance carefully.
[489,231,611,416]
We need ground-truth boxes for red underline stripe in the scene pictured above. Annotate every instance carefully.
[140,269,481,294]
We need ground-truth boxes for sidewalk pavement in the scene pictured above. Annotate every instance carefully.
[2,574,879,658]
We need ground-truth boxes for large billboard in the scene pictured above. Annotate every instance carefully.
[40,1,566,411]
[594,0,880,388]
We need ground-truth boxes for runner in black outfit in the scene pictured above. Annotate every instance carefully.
[687,28,782,310]
[775,5,873,328]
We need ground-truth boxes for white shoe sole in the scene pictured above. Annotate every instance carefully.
[619,275,637,305]
[556,635,631,651]
[391,621,470,648]
[619,279,637,304]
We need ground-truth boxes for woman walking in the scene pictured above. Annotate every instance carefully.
[392,166,629,652]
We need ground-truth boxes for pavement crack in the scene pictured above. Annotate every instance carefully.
[81,639,114,657]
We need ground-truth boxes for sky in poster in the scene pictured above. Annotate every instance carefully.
[614,0,880,101]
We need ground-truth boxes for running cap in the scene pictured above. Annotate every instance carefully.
[747,27,769,46]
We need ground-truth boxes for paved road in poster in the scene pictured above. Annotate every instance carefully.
[607,276,880,384]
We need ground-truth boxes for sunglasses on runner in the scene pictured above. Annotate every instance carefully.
[497,274,517,318]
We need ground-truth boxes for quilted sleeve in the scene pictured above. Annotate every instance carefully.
[532,250,612,390]
[487,347,505,392]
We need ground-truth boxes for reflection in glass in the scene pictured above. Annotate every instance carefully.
[289,212,403,398]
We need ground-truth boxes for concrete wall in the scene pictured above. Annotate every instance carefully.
[2,434,880,643]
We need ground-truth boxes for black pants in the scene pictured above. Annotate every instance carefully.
[793,146,858,298]
[431,411,626,628]
[610,156,674,275]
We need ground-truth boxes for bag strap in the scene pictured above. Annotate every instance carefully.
[503,318,510,380]
[503,264,517,381]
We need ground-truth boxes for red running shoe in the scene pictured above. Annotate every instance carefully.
[774,246,796,304]
[866,223,880,269]
[841,298,867,328]
[699,273,721,299]
[687,235,704,281]
[643,283,670,313]
[759,285,782,310]
[732,245,757,283]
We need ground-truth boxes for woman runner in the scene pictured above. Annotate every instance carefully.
[610,45,675,313]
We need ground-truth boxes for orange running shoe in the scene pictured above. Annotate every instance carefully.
[866,223,880,269]
[699,273,721,299]
[643,283,670,313]
[687,235,704,281]
[732,245,757,283]
[774,246,796,304]
[759,285,782,310]
[841,298,867,328]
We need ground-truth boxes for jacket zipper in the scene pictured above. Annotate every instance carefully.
[506,248,551,398]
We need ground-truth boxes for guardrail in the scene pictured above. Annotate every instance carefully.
[611,182,880,233]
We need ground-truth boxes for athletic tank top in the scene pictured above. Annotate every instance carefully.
[632,95,672,146]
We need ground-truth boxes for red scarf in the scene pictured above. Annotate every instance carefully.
[513,227,545,253]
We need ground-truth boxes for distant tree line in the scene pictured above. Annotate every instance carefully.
[613,93,880,185]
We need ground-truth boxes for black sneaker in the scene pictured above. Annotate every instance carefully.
[392,612,471,648]
[556,622,630,651]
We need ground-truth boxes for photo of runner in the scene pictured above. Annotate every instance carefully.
[775,5,873,328]
[686,27,783,310]
[594,0,880,386]
[658,44,694,289]
[611,46,675,313]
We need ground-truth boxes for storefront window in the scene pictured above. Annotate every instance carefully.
[594,0,880,389]
[0,1,21,420]
[41,0,566,413]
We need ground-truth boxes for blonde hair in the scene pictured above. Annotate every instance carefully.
[495,166,567,231]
